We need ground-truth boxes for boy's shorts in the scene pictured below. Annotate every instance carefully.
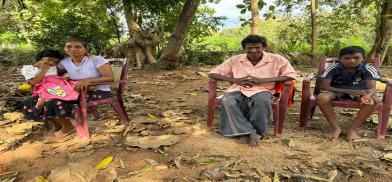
[320,91,358,100]
[334,93,357,100]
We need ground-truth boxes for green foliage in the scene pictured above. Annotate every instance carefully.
[236,0,267,27]
[0,48,36,66]
[158,3,225,53]
[30,11,116,53]
[1,0,123,54]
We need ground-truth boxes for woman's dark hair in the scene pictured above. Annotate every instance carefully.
[241,35,268,49]
[35,49,64,62]
[339,46,365,57]
[65,37,88,48]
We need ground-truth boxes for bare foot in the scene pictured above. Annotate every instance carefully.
[346,129,361,141]
[47,120,61,132]
[54,126,75,137]
[323,127,341,141]
[249,133,261,147]
[237,136,249,144]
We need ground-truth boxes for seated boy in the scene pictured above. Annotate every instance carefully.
[317,46,382,141]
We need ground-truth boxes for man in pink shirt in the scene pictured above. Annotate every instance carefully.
[208,35,297,147]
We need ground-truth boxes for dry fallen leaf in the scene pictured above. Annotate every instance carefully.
[125,135,180,149]
[48,163,97,182]
[96,156,114,171]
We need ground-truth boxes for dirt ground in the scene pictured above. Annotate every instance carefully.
[0,65,391,182]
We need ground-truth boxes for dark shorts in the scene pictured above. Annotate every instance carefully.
[334,92,357,100]
[23,90,113,122]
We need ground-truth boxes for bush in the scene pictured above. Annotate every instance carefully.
[184,50,242,65]
[0,48,36,66]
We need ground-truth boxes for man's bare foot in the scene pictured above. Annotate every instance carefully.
[249,133,261,147]
[346,129,361,141]
[237,136,249,144]
[323,127,341,141]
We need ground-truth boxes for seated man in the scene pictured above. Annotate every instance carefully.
[317,46,382,141]
[208,35,297,147]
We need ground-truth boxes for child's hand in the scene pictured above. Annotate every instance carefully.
[347,90,367,97]
[360,94,374,105]
[33,61,51,70]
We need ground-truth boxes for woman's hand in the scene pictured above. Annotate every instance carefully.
[75,80,91,91]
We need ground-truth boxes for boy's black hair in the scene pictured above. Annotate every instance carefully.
[339,46,365,57]
[241,35,267,49]
[35,49,64,62]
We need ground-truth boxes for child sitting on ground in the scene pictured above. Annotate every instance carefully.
[20,50,79,116]
[317,46,382,141]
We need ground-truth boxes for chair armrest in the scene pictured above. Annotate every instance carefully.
[278,80,293,106]
[380,78,392,85]
[302,76,316,91]
[208,79,218,99]
[301,76,317,103]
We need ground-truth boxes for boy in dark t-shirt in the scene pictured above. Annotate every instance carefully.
[317,46,382,141]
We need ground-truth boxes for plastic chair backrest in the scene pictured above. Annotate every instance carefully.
[107,58,130,97]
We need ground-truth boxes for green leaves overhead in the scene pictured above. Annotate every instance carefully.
[236,4,246,8]
[236,0,268,27]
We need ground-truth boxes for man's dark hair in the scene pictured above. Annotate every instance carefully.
[339,46,365,57]
[35,49,64,62]
[241,35,267,49]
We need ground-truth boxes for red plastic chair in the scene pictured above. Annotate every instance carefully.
[75,58,131,139]
[299,57,392,139]
[206,79,294,137]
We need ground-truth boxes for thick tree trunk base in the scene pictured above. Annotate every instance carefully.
[160,56,179,70]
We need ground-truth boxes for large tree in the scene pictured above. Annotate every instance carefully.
[310,0,317,62]
[160,0,201,69]
[236,0,266,34]
[250,0,260,34]
[368,0,392,64]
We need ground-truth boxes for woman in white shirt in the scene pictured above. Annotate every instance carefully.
[23,38,114,137]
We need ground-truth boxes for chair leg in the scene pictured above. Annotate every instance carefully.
[110,99,130,124]
[378,104,390,140]
[76,92,90,140]
[206,101,216,131]
[88,105,100,120]
[276,103,288,138]
[272,104,280,137]
[299,99,309,131]
[309,107,316,119]
[119,98,130,122]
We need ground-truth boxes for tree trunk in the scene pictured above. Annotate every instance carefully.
[310,0,317,63]
[160,0,201,69]
[121,0,159,69]
[250,0,260,35]
[368,0,392,64]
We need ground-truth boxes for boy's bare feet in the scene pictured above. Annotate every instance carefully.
[323,127,341,141]
[346,129,361,141]
[249,133,261,147]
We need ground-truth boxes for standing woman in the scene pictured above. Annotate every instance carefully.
[54,37,114,136]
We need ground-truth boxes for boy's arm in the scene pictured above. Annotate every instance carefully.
[319,79,366,97]
[364,80,377,96]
